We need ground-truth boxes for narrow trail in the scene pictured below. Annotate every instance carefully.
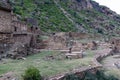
[53,0,81,31]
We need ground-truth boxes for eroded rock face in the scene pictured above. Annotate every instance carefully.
[69,0,93,10]
[91,0,120,23]
[0,9,12,33]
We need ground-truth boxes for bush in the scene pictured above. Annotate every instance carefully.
[22,66,42,80]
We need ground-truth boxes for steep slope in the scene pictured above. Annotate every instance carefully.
[58,0,120,35]
[10,0,76,32]
[8,0,120,35]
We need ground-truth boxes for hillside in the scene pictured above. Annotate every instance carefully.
[9,0,120,35]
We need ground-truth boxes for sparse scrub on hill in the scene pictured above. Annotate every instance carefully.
[10,0,76,32]
[8,0,120,36]
[58,0,120,35]
[9,0,120,34]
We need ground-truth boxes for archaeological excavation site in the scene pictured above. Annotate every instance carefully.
[0,0,120,80]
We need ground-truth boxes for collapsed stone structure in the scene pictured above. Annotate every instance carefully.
[0,1,41,59]
[42,32,99,51]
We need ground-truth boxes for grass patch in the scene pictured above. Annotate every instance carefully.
[0,51,92,78]
[105,69,120,79]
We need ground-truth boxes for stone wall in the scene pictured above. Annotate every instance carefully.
[49,48,113,80]
[45,33,67,50]
[12,21,28,32]
[13,34,32,46]
[0,7,41,59]
[0,10,12,33]
[42,32,101,50]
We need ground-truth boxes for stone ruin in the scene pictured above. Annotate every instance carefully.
[0,1,41,59]
[40,32,99,60]
[42,32,98,51]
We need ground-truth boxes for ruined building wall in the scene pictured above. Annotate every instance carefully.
[0,5,41,58]
[12,21,28,32]
[0,10,12,32]
[0,9,13,55]
[13,34,32,45]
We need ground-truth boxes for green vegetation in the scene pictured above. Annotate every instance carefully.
[64,70,119,80]
[10,0,75,32]
[105,69,120,80]
[101,55,120,79]
[22,66,42,80]
[9,0,120,34]
[0,51,93,78]
[58,0,120,35]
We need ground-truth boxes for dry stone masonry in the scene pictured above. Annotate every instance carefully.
[0,1,41,59]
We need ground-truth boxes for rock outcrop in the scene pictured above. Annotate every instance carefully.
[69,0,93,10]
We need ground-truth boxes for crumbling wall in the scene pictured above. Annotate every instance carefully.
[0,10,12,33]
[45,33,67,50]
[12,21,28,32]
[13,34,31,45]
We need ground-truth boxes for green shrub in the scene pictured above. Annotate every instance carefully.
[22,66,42,80]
